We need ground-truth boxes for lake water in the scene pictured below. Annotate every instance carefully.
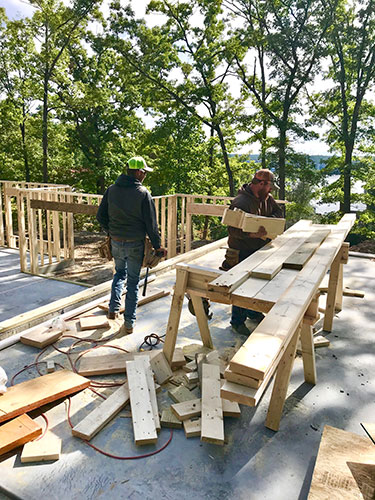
[311,175,366,214]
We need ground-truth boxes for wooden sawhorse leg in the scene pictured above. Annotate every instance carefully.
[163,267,189,364]
[190,294,213,349]
[300,322,317,385]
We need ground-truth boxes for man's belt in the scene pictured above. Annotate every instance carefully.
[110,236,141,243]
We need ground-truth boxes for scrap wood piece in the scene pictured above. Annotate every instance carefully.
[183,418,201,438]
[171,347,186,369]
[222,398,241,418]
[0,414,42,456]
[98,304,125,314]
[20,326,63,349]
[283,229,330,270]
[168,385,196,404]
[149,350,173,384]
[79,316,110,331]
[171,399,201,421]
[126,359,157,445]
[361,423,375,445]
[308,425,375,500]
[297,335,330,355]
[184,372,199,384]
[21,431,61,463]
[72,383,130,441]
[0,370,90,424]
[135,356,160,432]
[201,363,224,446]
[77,352,133,376]
[160,408,183,429]
[47,361,55,373]
[182,360,197,373]
[182,343,212,361]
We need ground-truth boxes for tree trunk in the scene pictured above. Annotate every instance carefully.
[216,125,235,196]
[20,105,30,182]
[96,175,105,194]
[278,126,287,201]
[342,143,354,213]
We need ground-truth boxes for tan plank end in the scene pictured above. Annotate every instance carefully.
[21,431,61,462]
[183,418,201,438]
[79,316,110,331]
[160,408,183,429]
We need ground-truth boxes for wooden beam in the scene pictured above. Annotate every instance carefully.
[0,370,90,424]
[30,199,98,215]
[186,203,227,217]
[201,363,224,445]
[190,295,214,349]
[0,414,42,456]
[72,383,130,441]
[283,229,330,269]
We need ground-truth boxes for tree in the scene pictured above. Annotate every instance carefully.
[308,0,375,212]
[109,0,243,195]
[30,0,101,182]
[225,0,337,199]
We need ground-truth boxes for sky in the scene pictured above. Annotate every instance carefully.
[0,0,332,156]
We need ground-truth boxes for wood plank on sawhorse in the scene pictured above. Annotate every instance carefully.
[72,383,130,441]
[283,229,330,270]
[201,363,224,445]
[126,359,157,445]
[0,414,43,456]
[0,370,90,424]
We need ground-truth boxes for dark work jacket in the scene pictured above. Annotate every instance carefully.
[228,183,283,255]
[96,174,161,249]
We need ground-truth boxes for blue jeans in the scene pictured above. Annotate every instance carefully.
[109,240,144,328]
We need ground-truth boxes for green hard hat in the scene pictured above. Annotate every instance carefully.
[127,156,153,172]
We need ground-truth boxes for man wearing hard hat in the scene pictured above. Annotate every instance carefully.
[97,156,166,334]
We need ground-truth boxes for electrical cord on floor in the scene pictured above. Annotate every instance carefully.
[138,333,165,351]
[67,396,173,460]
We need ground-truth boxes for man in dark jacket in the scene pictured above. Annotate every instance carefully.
[96,156,166,334]
[222,168,283,336]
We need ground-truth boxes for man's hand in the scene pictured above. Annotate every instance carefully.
[156,247,168,257]
[248,225,267,239]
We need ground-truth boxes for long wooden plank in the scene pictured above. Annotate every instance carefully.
[201,363,224,445]
[283,229,330,269]
[21,431,62,462]
[20,327,63,348]
[0,370,90,424]
[229,217,355,380]
[0,414,43,456]
[186,203,227,217]
[78,353,132,376]
[208,220,313,295]
[126,359,157,445]
[30,199,98,215]
[72,383,130,441]
[308,425,375,500]
[250,232,315,280]
[224,366,262,389]
[136,357,160,432]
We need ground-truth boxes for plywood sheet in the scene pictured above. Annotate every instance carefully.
[0,370,90,423]
[0,414,42,455]
[308,425,375,500]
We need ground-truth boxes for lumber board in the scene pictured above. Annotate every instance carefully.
[126,359,157,445]
[149,350,173,384]
[20,326,63,348]
[171,399,201,421]
[77,352,133,376]
[30,199,98,215]
[224,366,262,389]
[222,398,241,418]
[283,229,330,269]
[251,233,313,280]
[72,383,130,441]
[308,425,375,500]
[252,268,298,306]
[182,360,197,373]
[135,356,160,432]
[242,213,286,237]
[79,316,110,331]
[183,418,201,438]
[0,370,90,424]
[207,220,313,295]
[0,414,43,456]
[21,431,61,462]
[201,363,224,445]
[186,202,227,217]
[160,408,183,428]
[229,217,355,380]
[184,372,199,384]
[168,385,196,404]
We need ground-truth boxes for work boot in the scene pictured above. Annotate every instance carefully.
[231,323,251,336]
[107,311,117,320]
[246,310,265,322]
[117,324,133,336]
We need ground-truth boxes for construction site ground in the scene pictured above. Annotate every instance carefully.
[0,245,374,500]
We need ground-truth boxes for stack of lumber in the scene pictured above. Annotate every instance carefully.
[218,215,355,406]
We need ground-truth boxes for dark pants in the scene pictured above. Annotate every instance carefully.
[230,248,260,326]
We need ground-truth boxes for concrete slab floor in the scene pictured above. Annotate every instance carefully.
[0,248,86,323]
[0,249,374,500]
